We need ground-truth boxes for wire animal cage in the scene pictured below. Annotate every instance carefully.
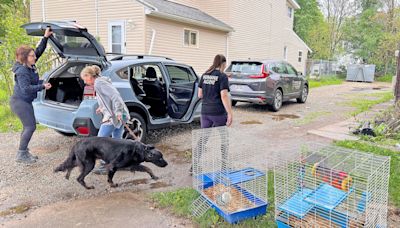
[274,144,390,228]
[191,127,268,224]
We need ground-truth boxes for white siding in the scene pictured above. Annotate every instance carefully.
[30,0,146,54]
[145,16,227,74]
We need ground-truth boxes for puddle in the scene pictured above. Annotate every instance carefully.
[271,114,300,121]
[0,204,31,217]
[240,120,263,125]
[150,181,171,189]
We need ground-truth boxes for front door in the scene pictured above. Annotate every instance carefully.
[286,64,302,96]
[108,21,125,54]
[165,65,197,120]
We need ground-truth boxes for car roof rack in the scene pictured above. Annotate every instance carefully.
[107,53,174,61]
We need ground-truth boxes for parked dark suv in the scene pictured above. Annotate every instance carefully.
[226,60,309,111]
[23,21,201,142]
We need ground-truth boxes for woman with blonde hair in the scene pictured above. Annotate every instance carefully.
[80,65,130,138]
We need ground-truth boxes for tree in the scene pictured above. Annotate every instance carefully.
[320,0,361,58]
[294,0,331,59]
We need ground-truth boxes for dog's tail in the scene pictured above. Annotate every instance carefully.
[54,148,77,173]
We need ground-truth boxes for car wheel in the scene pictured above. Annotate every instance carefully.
[297,85,308,103]
[124,112,147,143]
[231,100,237,107]
[269,89,283,112]
[55,130,75,137]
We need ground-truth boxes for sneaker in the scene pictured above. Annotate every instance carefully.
[26,148,38,160]
[16,150,36,164]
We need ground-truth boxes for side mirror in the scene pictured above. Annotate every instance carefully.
[297,72,303,76]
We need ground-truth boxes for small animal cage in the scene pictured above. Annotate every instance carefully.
[274,144,390,228]
[191,127,268,224]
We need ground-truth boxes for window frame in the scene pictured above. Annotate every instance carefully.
[288,6,293,18]
[165,64,197,84]
[298,50,303,63]
[108,20,126,54]
[183,29,199,48]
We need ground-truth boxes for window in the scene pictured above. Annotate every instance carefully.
[108,21,125,53]
[283,46,288,60]
[228,62,263,74]
[271,63,288,74]
[286,64,298,75]
[166,65,196,83]
[288,6,293,18]
[298,51,303,62]
[184,29,198,47]
[116,67,129,80]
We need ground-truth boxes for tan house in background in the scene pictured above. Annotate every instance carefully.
[30,0,311,74]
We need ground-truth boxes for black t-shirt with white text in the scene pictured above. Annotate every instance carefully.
[198,70,229,115]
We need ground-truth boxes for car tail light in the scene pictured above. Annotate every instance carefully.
[76,127,89,135]
[249,64,270,79]
[83,85,96,99]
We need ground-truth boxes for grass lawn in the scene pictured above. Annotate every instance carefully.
[341,91,394,116]
[375,75,394,83]
[308,76,343,89]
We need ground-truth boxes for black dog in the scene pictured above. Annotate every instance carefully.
[54,137,168,189]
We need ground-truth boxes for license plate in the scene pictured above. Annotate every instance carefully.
[230,85,247,91]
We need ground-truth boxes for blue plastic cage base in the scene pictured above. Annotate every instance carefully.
[197,168,265,188]
[201,184,268,224]
[196,168,267,224]
[277,184,360,228]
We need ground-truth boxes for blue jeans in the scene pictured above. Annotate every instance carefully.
[97,122,124,139]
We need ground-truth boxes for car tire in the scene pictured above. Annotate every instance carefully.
[269,89,283,112]
[297,85,308,103]
[55,130,75,137]
[124,112,147,143]
[231,100,237,107]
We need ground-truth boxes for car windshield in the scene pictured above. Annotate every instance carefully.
[227,62,262,74]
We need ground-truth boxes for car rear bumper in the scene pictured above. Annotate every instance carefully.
[33,99,101,136]
[231,92,273,105]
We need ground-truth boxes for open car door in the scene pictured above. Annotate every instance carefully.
[165,64,198,121]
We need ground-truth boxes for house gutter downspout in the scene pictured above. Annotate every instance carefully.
[41,0,46,21]
[95,0,99,37]
[148,29,156,55]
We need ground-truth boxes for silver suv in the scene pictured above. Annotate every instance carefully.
[23,21,201,142]
[226,60,309,111]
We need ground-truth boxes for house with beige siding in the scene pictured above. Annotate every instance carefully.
[30,0,311,74]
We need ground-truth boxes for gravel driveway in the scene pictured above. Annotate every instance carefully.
[0,82,397,227]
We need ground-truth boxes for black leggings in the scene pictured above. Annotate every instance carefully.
[10,97,36,151]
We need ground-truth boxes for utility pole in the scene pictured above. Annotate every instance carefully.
[395,45,400,102]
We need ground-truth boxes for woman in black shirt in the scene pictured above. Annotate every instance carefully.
[198,54,233,128]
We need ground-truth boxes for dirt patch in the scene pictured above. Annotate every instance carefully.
[150,181,172,189]
[271,114,300,121]
[156,143,191,164]
[121,178,149,186]
[0,204,31,217]
[388,206,400,225]
[30,145,60,154]
[241,120,263,125]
